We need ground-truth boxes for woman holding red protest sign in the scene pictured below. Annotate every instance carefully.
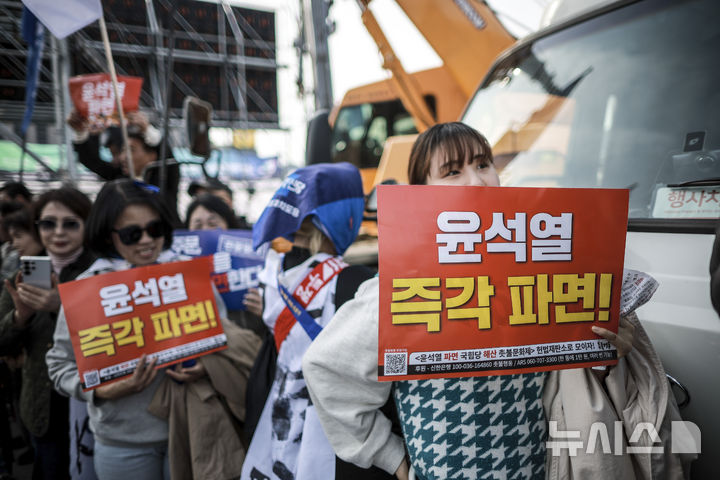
[0,187,95,480]
[303,123,690,480]
[46,179,176,480]
[47,179,261,480]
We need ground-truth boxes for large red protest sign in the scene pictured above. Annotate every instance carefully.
[377,186,628,381]
[68,73,143,123]
[58,257,226,391]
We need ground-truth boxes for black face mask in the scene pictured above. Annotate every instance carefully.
[283,246,312,271]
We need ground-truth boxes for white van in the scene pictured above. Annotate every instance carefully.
[461,0,719,476]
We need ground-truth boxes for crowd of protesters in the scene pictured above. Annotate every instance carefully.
[0,120,695,480]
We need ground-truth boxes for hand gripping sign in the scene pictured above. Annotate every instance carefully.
[58,257,226,391]
[377,186,629,381]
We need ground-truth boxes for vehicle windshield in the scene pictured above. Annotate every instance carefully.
[331,100,419,169]
[463,0,720,220]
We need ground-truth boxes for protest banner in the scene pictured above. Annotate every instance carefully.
[58,256,226,391]
[377,186,628,381]
[171,229,265,311]
[68,73,143,125]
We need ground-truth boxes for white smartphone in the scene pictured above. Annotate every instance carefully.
[20,256,52,289]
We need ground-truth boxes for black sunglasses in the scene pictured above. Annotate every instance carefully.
[36,218,82,232]
[112,219,166,246]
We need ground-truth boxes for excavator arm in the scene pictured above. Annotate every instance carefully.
[356,0,435,131]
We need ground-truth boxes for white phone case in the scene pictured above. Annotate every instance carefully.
[20,256,52,289]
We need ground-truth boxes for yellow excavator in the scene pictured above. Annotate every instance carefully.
[327,0,515,192]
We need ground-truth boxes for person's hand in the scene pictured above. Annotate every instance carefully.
[95,354,158,399]
[67,110,88,133]
[15,273,61,313]
[126,111,149,132]
[243,288,263,317]
[4,273,34,327]
[591,315,635,358]
[165,361,207,383]
[395,458,409,480]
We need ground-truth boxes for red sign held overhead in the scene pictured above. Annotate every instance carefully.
[68,73,143,124]
[377,185,629,381]
[58,256,226,391]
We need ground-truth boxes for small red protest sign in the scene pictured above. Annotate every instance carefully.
[58,256,226,391]
[68,73,143,124]
[377,185,628,381]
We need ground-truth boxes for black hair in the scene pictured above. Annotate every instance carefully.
[33,187,92,223]
[205,178,233,199]
[407,122,493,185]
[85,179,174,258]
[0,201,26,218]
[187,178,233,199]
[1,207,37,240]
[127,124,164,158]
[185,193,240,229]
[0,182,32,202]
[103,126,124,149]
[105,124,169,160]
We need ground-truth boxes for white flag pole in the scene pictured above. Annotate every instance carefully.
[98,15,135,179]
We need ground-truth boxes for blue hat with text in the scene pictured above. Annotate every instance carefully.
[252,162,364,255]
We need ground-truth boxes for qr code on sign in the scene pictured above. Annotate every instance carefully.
[83,370,100,388]
[384,352,407,375]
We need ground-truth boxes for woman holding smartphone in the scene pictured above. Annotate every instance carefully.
[0,187,95,480]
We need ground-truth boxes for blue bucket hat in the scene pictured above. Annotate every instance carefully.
[252,162,364,255]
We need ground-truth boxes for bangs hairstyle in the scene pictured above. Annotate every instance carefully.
[407,122,493,185]
[185,193,240,229]
[85,179,174,258]
[33,187,92,223]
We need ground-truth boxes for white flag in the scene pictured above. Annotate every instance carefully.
[22,0,102,39]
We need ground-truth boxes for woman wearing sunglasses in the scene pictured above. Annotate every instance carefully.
[0,187,95,480]
[46,179,178,480]
[48,179,260,480]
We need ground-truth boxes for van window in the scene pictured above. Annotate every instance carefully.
[463,0,720,222]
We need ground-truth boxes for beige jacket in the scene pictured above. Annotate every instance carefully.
[148,319,261,480]
[543,313,696,480]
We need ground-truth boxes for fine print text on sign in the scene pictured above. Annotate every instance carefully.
[59,256,226,391]
[377,186,629,381]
